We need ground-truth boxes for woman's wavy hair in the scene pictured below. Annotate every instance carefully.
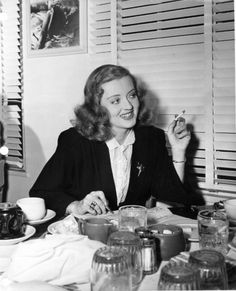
[73,64,151,141]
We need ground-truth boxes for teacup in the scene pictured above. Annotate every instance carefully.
[0,202,26,239]
[224,199,236,221]
[79,217,117,244]
[148,224,186,261]
[16,197,46,221]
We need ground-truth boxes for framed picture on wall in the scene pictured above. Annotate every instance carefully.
[27,0,87,57]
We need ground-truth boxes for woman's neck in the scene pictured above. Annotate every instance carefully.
[114,129,131,145]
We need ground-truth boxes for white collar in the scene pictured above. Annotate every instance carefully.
[106,130,135,150]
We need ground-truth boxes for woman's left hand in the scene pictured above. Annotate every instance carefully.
[167,117,191,153]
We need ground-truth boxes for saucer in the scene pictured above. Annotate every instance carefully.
[0,225,36,245]
[28,209,56,225]
[178,223,199,242]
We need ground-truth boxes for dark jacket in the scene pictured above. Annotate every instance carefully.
[29,126,203,216]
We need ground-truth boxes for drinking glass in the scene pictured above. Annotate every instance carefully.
[198,209,229,255]
[189,249,228,290]
[90,246,132,291]
[118,205,147,232]
[157,261,200,290]
[107,230,143,290]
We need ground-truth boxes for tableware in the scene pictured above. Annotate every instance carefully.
[198,209,229,255]
[178,223,199,242]
[118,205,147,232]
[158,260,200,290]
[0,225,36,245]
[16,197,46,221]
[140,236,157,275]
[0,202,26,239]
[189,249,228,290]
[90,245,132,291]
[107,230,143,289]
[27,209,56,225]
[148,224,186,261]
[47,215,80,235]
[224,199,236,220]
[79,217,117,244]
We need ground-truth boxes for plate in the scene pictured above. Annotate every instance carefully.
[0,225,36,245]
[47,221,60,234]
[178,223,199,242]
[27,209,56,225]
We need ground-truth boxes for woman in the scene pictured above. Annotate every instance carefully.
[29,64,204,217]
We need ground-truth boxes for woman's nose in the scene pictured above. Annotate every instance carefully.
[122,97,133,109]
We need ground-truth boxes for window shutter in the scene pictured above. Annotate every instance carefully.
[212,0,235,190]
[89,0,119,67]
[0,0,24,170]
[117,0,207,186]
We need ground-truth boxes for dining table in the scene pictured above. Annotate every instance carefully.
[0,205,236,291]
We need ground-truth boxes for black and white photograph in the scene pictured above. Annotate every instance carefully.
[28,0,87,56]
[0,0,235,290]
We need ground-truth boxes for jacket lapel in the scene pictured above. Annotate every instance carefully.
[124,128,148,203]
[95,142,117,208]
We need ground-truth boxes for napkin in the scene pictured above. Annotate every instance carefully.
[2,234,104,286]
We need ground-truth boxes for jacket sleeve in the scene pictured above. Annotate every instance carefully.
[29,132,80,217]
[150,129,204,206]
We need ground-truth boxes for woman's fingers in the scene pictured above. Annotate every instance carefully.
[84,191,107,215]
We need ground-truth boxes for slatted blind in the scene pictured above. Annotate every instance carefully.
[88,0,114,68]
[212,0,235,190]
[90,0,236,196]
[0,0,24,170]
[117,0,207,185]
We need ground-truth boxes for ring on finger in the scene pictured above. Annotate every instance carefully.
[90,201,97,209]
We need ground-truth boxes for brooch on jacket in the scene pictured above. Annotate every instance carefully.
[136,162,145,177]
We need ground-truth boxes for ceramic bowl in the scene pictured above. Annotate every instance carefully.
[148,224,186,261]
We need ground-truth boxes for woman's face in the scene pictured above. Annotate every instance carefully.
[100,76,139,136]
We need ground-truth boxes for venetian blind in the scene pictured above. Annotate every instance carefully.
[117,0,207,187]
[0,0,24,170]
[89,0,114,68]
[212,0,235,192]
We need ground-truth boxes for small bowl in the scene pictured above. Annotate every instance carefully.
[224,199,236,221]
[148,224,186,261]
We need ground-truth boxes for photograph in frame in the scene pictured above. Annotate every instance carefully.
[27,0,87,57]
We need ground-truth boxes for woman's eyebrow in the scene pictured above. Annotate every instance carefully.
[107,94,120,100]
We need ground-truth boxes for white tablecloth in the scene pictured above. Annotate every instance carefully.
[1,213,235,291]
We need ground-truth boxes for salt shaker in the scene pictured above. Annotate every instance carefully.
[140,236,158,275]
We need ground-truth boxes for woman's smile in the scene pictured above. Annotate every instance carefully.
[100,75,139,141]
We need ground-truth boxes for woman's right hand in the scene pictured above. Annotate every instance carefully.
[66,191,109,215]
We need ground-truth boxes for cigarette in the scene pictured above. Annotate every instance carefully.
[174,110,186,121]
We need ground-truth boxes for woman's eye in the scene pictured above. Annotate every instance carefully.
[129,93,137,99]
[111,98,120,104]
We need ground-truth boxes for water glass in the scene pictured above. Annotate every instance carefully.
[107,230,143,290]
[189,249,228,290]
[158,261,200,290]
[118,205,147,232]
[198,209,229,255]
[90,246,132,291]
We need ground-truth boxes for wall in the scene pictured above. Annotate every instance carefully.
[6,4,91,203]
